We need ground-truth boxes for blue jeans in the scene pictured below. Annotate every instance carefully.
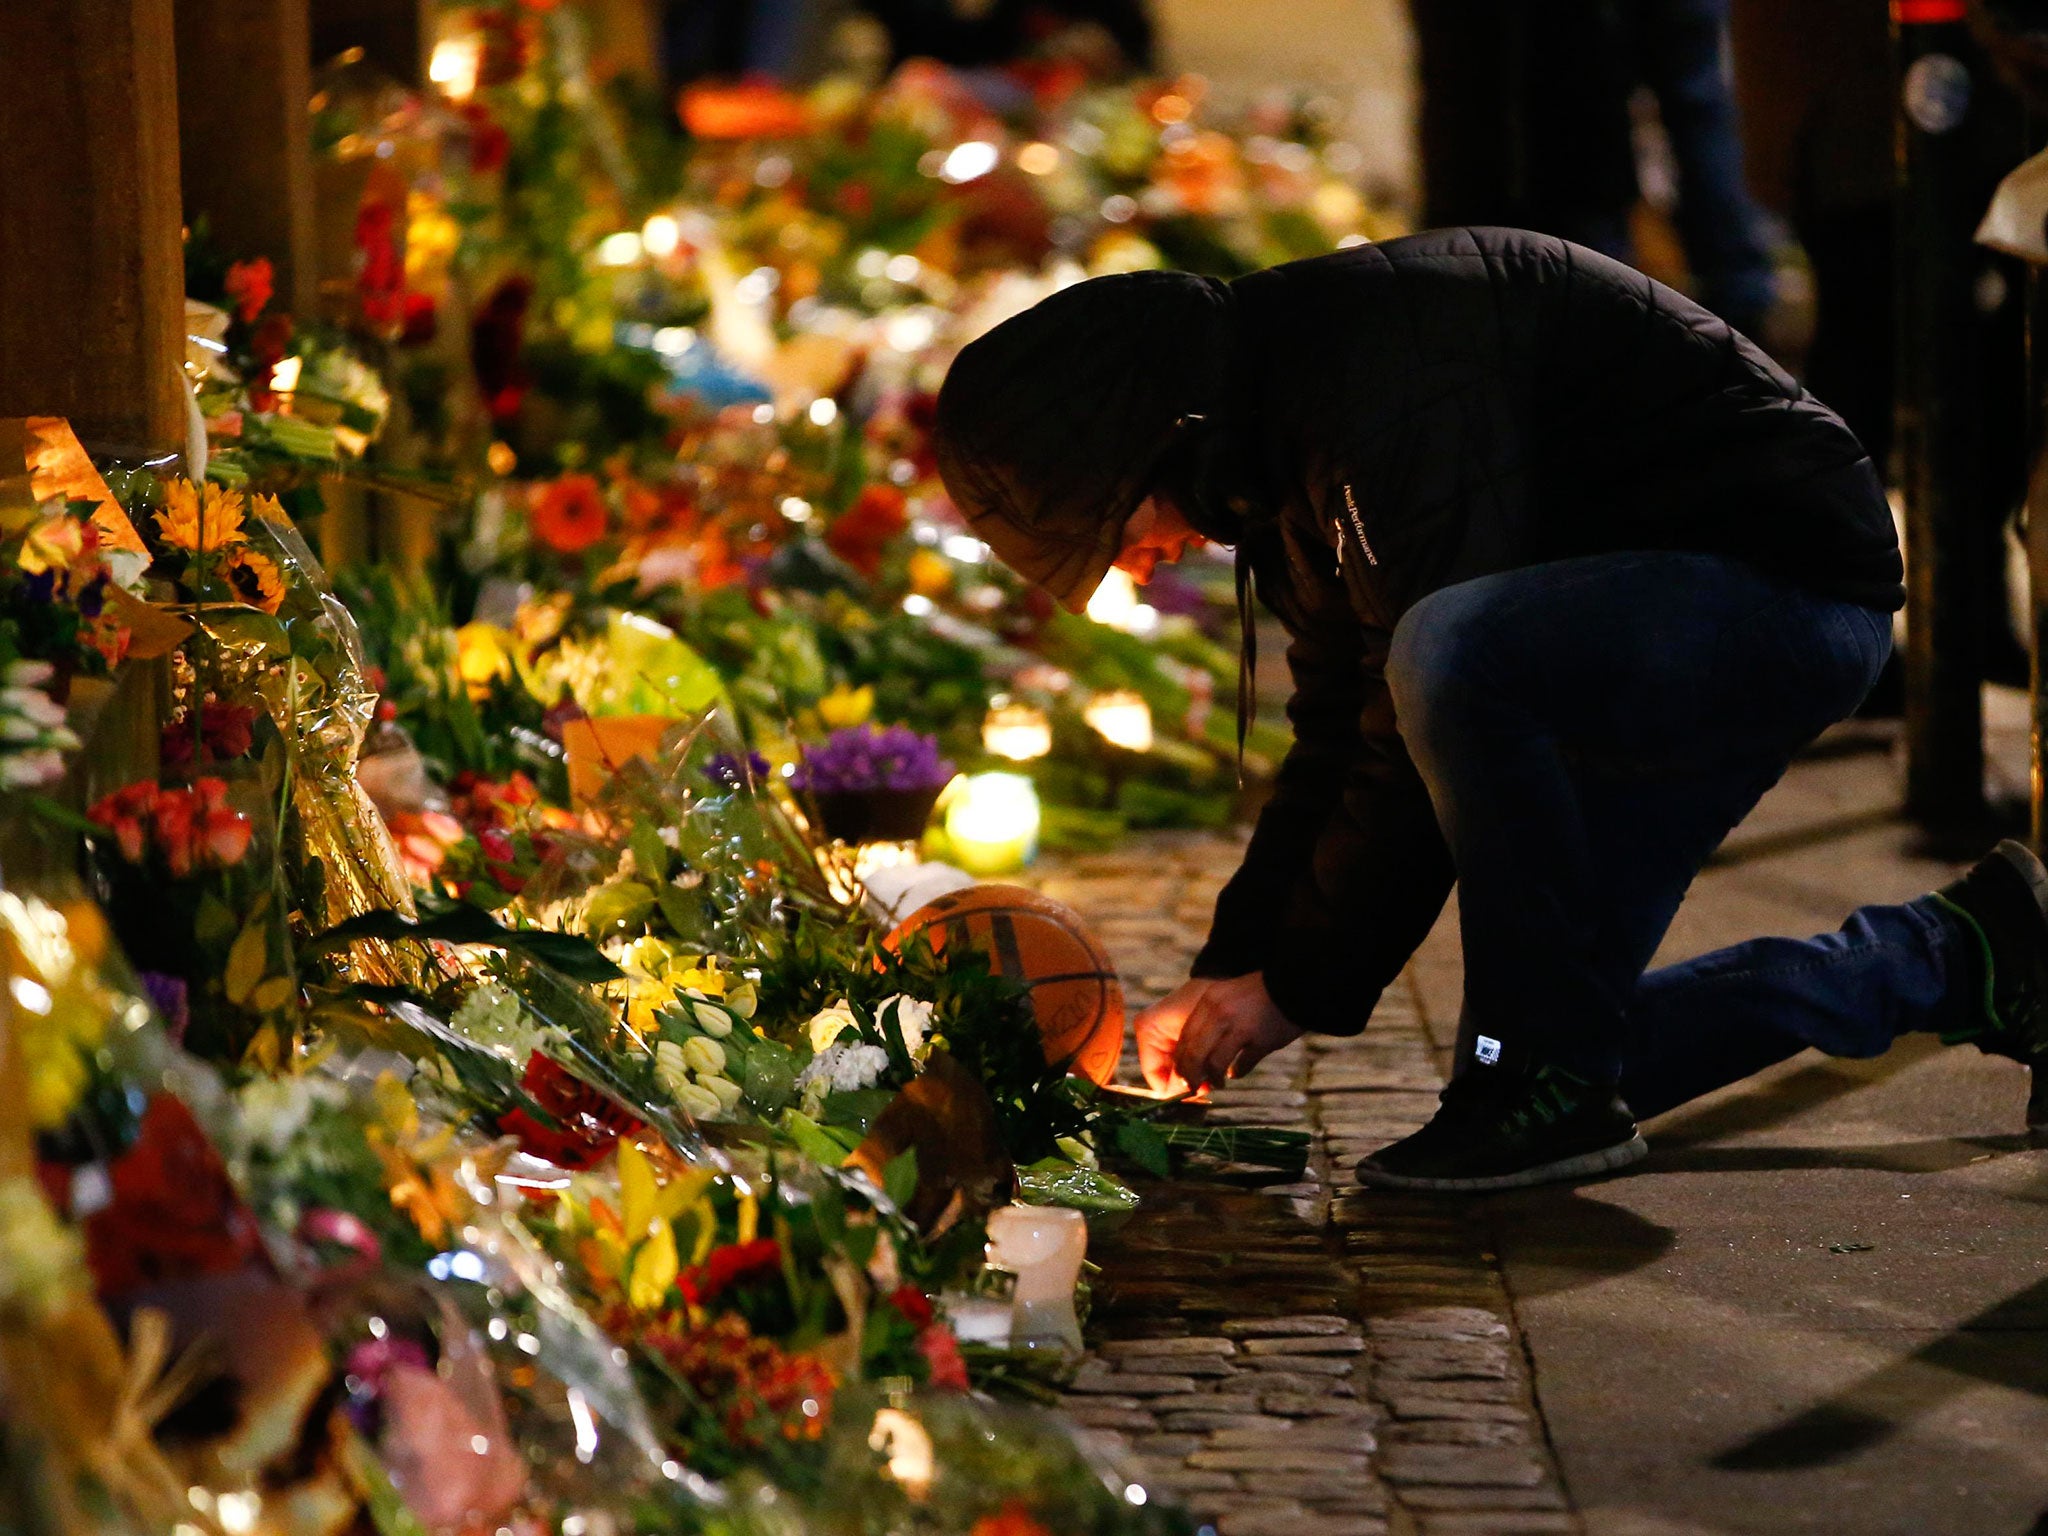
[1386,552,1939,1111]
[1628,0,1779,335]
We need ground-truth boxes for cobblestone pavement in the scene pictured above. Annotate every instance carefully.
[1025,833,1580,1536]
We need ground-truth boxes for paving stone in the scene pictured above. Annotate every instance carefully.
[1260,1389,1369,1415]
[1398,1486,1569,1512]
[1144,1467,1242,1493]
[1150,1393,1268,1415]
[1221,1314,1358,1337]
[1160,1411,1293,1434]
[1101,1336,1237,1358]
[1385,1396,1531,1424]
[1369,1309,1511,1341]
[1071,1370,1201,1395]
[1241,1370,1360,1395]
[1112,1354,1242,1377]
[1212,1503,1310,1535]
[1416,1516,1577,1535]
[1240,1334,1365,1355]
[1386,1418,1531,1448]
[1380,1379,1521,1406]
[1378,1446,1548,1488]
[1209,1421,1377,1451]
[1237,1352,1357,1375]
[1188,1447,1374,1474]
[1061,1404,1161,1432]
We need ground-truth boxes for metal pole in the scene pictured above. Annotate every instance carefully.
[1896,0,1990,845]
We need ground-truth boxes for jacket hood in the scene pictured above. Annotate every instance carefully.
[932,270,1234,612]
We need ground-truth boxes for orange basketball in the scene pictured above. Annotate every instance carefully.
[884,885,1125,1085]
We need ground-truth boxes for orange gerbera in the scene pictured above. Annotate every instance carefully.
[155,478,248,553]
[530,473,609,553]
[222,546,286,613]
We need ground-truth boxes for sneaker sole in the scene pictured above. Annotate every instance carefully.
[1353,1134,1650,1193]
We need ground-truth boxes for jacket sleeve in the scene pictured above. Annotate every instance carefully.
[1190,545,1455,1035]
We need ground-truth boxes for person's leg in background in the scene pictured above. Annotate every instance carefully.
[1628,0,1778,337]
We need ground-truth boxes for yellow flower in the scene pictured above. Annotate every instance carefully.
[671,955,727,997]
[817,683,874,729]
[250,491,291,526]
[455,623,514,701]
[154,478,247,553]
[17,511,83,576]
[223,546,285,613]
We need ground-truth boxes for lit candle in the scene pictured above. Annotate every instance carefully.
[943,772,1040,875]
[1084,568,1160,636]
[985,1204,1087,1354]
[982,700,1052,762]
[1084,690,1153,753]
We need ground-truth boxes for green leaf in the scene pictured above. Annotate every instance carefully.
[305,903,623,982]
[194,892,239,948]
[1114,1118,1174,1178]
[783,1109,855,1169]
[1016,1158,1141,1216]
[881,1146,918,1211]
[628,820,670,885]
[583,880,656,936]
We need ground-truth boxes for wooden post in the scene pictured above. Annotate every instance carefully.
[0,0,188,453]
[310,0,430,83]
[176,0,319,317]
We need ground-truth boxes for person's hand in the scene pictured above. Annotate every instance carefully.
[1134,978,1218,1094]
[1133,973,1302,1094]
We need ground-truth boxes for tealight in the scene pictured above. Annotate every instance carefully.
[1084,690,1153,753]
[982,701,1052,762]
[944,771,1040,874]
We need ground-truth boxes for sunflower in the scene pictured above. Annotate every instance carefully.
[222,546,285,613]
[154,478,247,553]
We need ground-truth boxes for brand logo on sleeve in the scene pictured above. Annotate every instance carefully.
[1341,484,1378,566]
[1474,1035,1502,1066]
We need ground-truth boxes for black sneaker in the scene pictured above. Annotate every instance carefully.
[1354,1064,1648,1192]
[1930,838,2048,1140]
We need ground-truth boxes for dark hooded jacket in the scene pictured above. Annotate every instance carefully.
[934,226,1902,1032]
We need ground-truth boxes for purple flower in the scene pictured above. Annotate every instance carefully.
[704,751,770,789]
[139,971,189,1044]
[792,725,954,794]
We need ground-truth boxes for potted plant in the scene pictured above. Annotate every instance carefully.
[792,725,955,844]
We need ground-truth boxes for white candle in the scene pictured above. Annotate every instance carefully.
[985,1204,1087,1354]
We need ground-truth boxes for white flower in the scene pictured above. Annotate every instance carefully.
[237,1074,342,1156]
[0,1178,86,1323]
[681,1036,726,1077]
[691,1001,733,1037]
[878,995,934,1061]
[5,660,54,688]
[671,1080,723,1120]
[794,1042,888,1098]
[655,1040,692,1101]
[835,1043,890,1090]
[806,999,859,1054]
[699,1074,744,1114]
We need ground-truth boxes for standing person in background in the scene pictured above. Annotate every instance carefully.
[1412,0,1777,337]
